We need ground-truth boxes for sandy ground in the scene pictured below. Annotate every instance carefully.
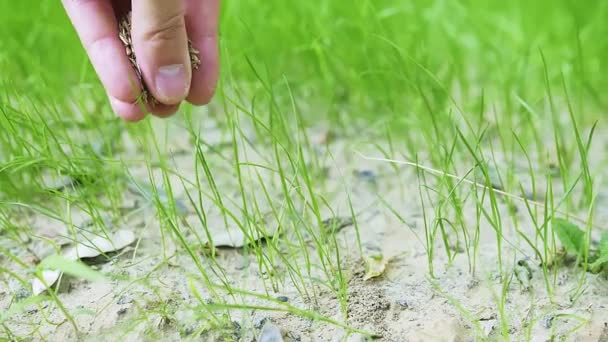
[1,110,608,341]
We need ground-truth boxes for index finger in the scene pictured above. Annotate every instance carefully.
[62,0,146,121]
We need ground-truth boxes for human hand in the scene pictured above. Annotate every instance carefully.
[62,0,219,121]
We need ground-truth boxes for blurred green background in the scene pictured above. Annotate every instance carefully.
[1,1,607,125]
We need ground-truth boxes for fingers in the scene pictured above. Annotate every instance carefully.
[64,0,216,121]
[62,0,146,121]
[109,97,146,122]
[150,103,181,118]
[131,0,191,106]
[185,0,220,105]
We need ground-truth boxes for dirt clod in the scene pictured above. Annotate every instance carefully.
[347,270,390,335]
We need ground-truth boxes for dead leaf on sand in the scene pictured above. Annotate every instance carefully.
[201,213,280,249]
[63,229,136,260]
[31,229,136,295]
[31,270,63,296]
[363,254,391,281]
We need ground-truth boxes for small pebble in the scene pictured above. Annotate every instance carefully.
[276,296,289,303]
[353,169,377,183]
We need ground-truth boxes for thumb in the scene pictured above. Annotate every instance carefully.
[131,0,191,105]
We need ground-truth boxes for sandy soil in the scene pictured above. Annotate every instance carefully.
[1,111,607,341]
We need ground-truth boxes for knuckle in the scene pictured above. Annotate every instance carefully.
[139,12,186,45]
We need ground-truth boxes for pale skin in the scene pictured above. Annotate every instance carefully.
[62,0,220,121]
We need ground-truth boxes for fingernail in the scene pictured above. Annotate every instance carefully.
[155,64,188,103]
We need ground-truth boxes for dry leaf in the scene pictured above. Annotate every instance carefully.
[31,229,136,295]
[64,229,136,260]
[205,224,277,248]
[201,213,279,249]
[363,254,389,280]
[31,270,62,296]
